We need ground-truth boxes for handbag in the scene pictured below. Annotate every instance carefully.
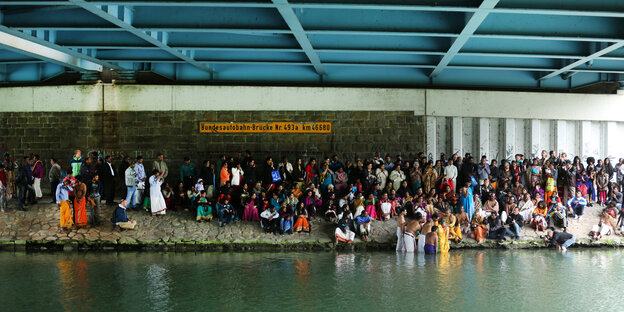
[271,170,282,183]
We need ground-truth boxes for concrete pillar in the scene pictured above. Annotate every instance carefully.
[530,119,541,157]
[479,118,490,159]
[580,121,592,159]
[605,121,616,158]
[426,116,437,161]
[555,120,567,155]
[504,119,515,161]
[451,117,463,157]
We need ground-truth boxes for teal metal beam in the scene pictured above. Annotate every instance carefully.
[272,0,325,76]
[539,42,624,80]
[430,0,500,78]
[69,0,213,74]
[8,1,624,19]
[0,25,118,71]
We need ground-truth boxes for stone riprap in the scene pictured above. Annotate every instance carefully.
[0,199,621,251]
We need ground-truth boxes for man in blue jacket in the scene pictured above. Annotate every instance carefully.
[114,199,137,230]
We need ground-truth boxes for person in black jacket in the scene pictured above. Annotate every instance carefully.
[505,207,524,239]
[101,155,116,205]
[487,212,506,241]
[16,159,30,211]
[545,230,575,252]
[118,156,130,198]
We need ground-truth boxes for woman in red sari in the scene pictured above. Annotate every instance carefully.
[73,181,88,227]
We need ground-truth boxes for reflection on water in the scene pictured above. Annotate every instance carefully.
[57,260,94,312]
[1,250,623,311]
[146,264,170,312]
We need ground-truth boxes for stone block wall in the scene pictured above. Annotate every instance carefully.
[0,111,424,190]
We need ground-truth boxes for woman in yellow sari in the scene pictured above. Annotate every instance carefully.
[438,218,450,253]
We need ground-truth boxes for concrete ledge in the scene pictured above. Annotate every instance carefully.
[0,238,621,252]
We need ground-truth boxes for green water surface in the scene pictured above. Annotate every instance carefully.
[1,250,620,311]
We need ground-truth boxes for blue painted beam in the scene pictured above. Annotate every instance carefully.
[0,25,119,71]
[9,1,624,19]
[272,0,325,76]
[8,26,624,43]
[64,44,601,60]
[69,0,214,75]
[430,0,500,78]
[539,41,624,80]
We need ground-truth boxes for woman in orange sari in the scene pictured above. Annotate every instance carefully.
[293,202,310,233]
[470,208,487,243]
[73,181,88,227]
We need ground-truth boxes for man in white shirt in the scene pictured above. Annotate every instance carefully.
[376,164,389,190]
[135,156,146,205]
[444,159,458,186]
[260,206,280,234]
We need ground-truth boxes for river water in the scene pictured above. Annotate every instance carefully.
[1,250,620,311]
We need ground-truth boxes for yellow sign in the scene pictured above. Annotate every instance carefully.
[199,122,332,133]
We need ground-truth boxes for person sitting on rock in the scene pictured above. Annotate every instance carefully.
[530,201,548,231]
[567,190,587,221]
[217,198,235,227]
[590,210,617,240]
[505,207,524,239]
[260,206,280,234]
[335,213,355,243]
[355,210,372,241]
[114,199,137,230]
[196,191,213,222]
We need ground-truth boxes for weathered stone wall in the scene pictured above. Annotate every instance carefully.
[0,110,424,189]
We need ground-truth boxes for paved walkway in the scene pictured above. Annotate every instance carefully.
[0,197,622,250]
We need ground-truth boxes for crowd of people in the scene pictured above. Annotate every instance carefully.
[4,145,623,252]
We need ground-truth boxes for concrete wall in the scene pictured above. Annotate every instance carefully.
[2,84,624,165]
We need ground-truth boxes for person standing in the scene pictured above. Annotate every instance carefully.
[69,150,83,176]
[149,169,167,215]
[180,157,196,190]
[74,180,88,227]
[118,156,130,199]
[88,174,102,226]
[31,155,44,201]
[135,156,146,205]
[49,158,61,203]
[153,153,169,182]
[79,157,95,194]
[125,162,138,210]
[101,155,116,205]
[56,179,73,231]
[0,164,8,213]
[16,158,30,211]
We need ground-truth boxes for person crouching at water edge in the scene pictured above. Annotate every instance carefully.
[424,226,439,255]
[114,199,137,230]
[355,210,372,241]
[335,213,355,243]
[56,179,73,232]
[544,230,575,252]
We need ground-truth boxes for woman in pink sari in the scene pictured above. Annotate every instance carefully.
[242,193,260,222]
[364,193,379,220]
